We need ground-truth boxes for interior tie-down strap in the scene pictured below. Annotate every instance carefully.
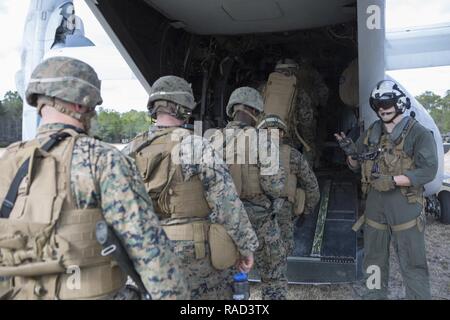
[0,131,74,219]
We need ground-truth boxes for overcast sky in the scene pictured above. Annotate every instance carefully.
[0,0,449,113]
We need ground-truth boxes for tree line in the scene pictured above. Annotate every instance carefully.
[0,91,23,146]
[91,107,154,143]
[0,90,449,146]
[415,90,450,135]
[0,91,153,145]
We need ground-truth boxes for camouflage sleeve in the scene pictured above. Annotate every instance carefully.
[179,135,259,257]
[72,138,189,299]
[291,148,320,212]
[259,133,286,198]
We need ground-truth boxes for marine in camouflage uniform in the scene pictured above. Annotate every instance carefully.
[0,57,189,300]
[212,87,288,300]
[336,80,438,300]
[258,114,320,256]
[275,59,329,167]
[124,76,258,300]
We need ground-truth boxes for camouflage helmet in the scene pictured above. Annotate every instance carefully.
[25,56,102,110]
[226,86,264,117]
[257,114,288,133]
[147,75,196,110]
[275,58,299,71]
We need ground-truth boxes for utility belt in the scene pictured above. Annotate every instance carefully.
[352,211,426,233]
[0,263,125,300]
[162,221,239,271]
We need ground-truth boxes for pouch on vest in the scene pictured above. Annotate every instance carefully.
[136,130,211,219]
[263,72,297,123]
[144,153,172,201]
[208,224,239,270]
[293,188,306,216]
[225,129,263,200]
[0,146,67,277]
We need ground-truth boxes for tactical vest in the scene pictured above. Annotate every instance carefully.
[0,128,126,300]
[221,126,264,200]
[132,128,238,270]
[361,118,423,204]
[132,127,210,219]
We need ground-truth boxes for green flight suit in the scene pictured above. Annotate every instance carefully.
[353,116,438,300]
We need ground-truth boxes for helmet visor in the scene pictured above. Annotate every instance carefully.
[372,97,397,110]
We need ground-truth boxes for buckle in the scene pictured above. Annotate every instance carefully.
[2,199,14,209]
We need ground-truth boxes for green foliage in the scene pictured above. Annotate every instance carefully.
[416,90,450,134]
[92,108,153,143]
[0,90,23,118]
[0,91,22,147]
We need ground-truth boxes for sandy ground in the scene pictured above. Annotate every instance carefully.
[250,216,450,300]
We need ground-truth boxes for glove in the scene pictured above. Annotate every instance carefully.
[370,174,396,192]
[337,137,357,156]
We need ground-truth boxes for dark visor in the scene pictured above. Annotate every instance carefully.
[373,98,396,110]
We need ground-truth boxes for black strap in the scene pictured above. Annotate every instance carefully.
[0,131,72,219]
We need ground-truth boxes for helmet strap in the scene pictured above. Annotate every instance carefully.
[37,96,96,130]
[152,100,191,121]
[379,109,402,124]
[231,105,259,124]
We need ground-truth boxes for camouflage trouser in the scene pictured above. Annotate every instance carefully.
[170,240,234,300]
[245,204,287,300]
[103,284,141,300]
[296,101,317,167]
[363,188,431,300]
[277,200,295,256]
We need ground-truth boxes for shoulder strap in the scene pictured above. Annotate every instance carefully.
[394,117,417,146]
[364,120,382,147]
[134,127,182,155]
[0,131,73,219]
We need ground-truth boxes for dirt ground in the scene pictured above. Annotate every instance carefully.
[250,215,450,300]
[250,148,450,300]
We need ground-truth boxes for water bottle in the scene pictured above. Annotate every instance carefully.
[232,272,249,300]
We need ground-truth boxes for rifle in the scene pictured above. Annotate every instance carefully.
[351,148,381,161]
[95,220,151,300]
